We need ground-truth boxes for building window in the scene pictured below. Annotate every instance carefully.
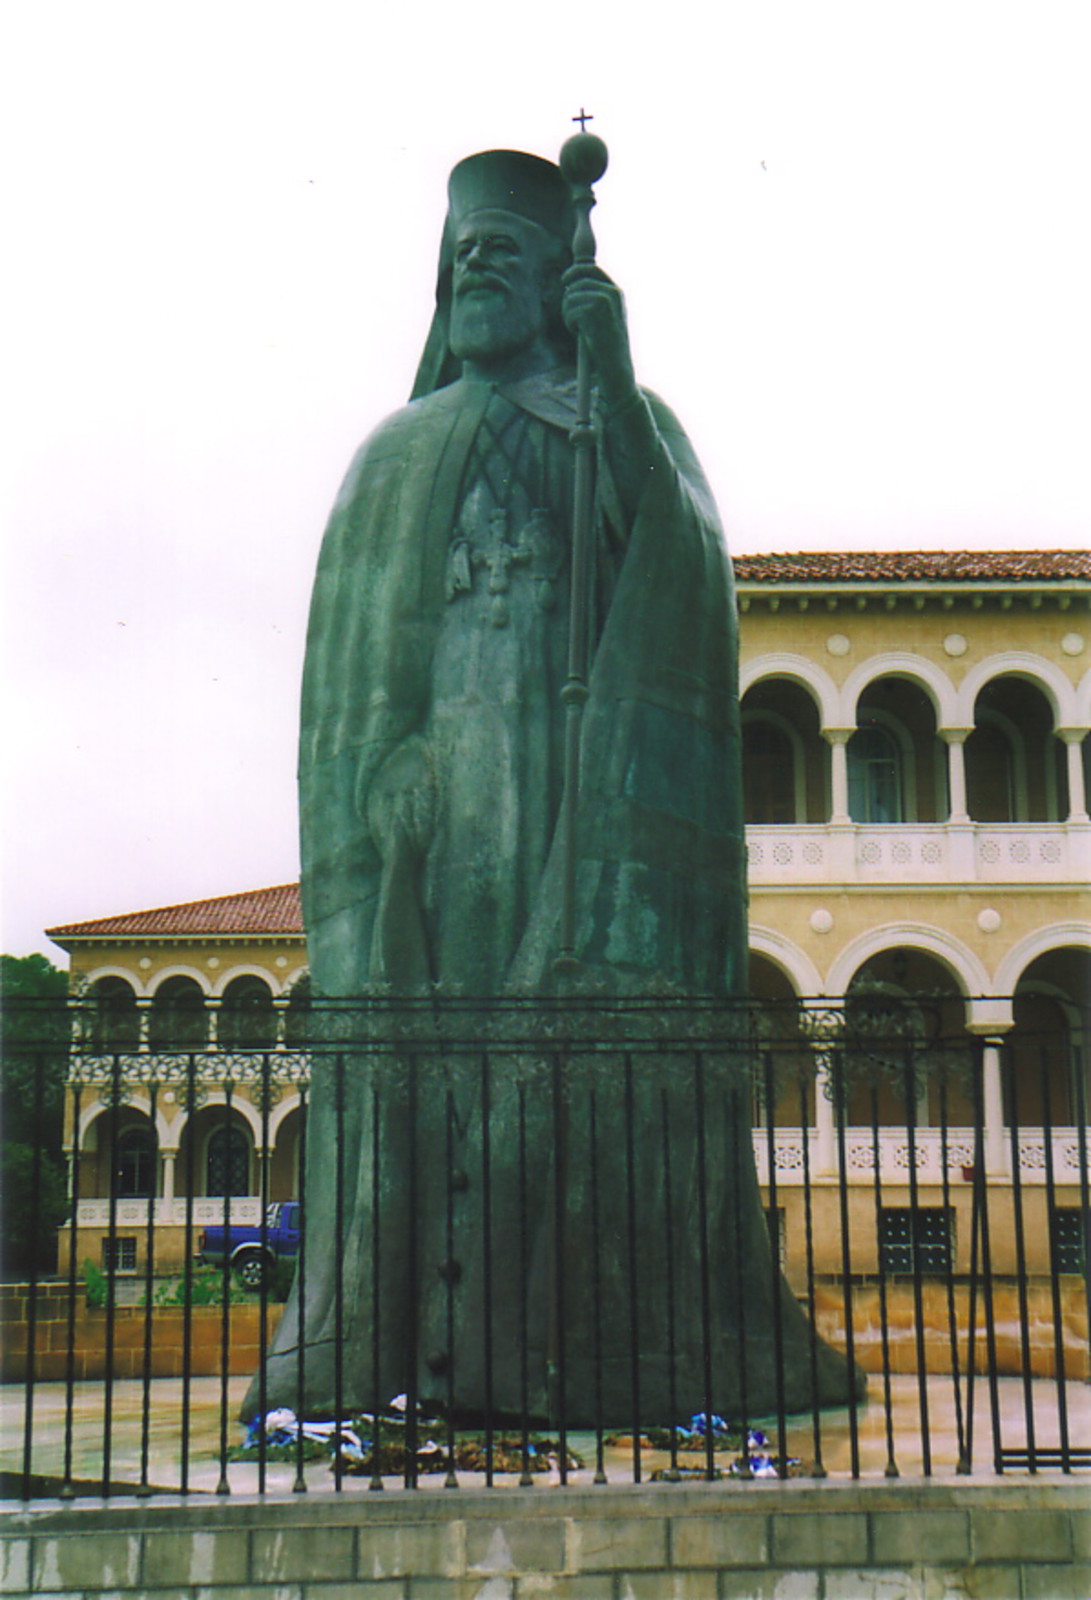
[102,1237,137,1275]
[848,725,903,823]
[114,1128,156,1199]
[206,1126,250,1198]
[878,1208,952,1275]
[1051,1209,1087,1274]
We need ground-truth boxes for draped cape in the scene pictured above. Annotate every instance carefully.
[298,371,748,1000]
[247,371,861,1424]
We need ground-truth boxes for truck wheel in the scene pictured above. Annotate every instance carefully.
[234,1253,269,1291]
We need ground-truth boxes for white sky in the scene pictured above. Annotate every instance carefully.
[3,1,1089,960]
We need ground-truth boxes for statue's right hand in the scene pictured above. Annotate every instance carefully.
[561,263,637,411]
[362,737,437,858]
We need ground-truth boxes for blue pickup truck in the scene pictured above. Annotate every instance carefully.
[198,1201,301,1290]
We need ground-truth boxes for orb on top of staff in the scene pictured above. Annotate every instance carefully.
[561,108,608,187]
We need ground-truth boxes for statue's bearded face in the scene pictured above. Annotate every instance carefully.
[449,211,558,368]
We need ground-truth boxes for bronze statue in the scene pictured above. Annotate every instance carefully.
[249,141,858,1427]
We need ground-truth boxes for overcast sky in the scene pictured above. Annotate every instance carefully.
[3,1,1088,961]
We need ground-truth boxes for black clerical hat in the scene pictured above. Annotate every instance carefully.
[446,150,574,247]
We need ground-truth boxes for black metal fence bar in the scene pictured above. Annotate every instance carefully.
[937,1067,968,1475]
[180,1051,198,1494]
[480,1052,495,1488]
[902,1044,931,1477]
[20,1050,46,1500]
[294,1078,308,1495]
[137,1079,158,1495]
[1003,1043,1037,1472]
[970,1043,1004,1473]
[730,1080,752,1479]
[3,995,1089,1500]
[868,1074,897,1479]
[799,1065,825,1480]
[831,1048,861,1479]
[60,1080,82,1499]
[1040,1051,1071,1472]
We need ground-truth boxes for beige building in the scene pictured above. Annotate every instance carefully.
[737,549,1089,1291]
[48,550,1090,1295]
[48,885,309,1276]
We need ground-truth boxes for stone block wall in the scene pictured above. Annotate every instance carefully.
[809,1278,1090,1380]
[1,1481,1087,1599]
[0,1290,282,1382]
[5,1277,1086,1387]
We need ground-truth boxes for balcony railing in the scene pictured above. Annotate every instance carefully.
[753,1127,1083,1186]
[73,1197,264,1228]
[68,1128,1082,1224]
[746,821,1089,886]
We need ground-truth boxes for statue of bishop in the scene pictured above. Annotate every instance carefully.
[251,148,858,1427]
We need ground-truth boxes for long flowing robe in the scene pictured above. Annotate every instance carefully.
[250,370,858,1424]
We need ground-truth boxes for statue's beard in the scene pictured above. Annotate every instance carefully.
[449,285,544,364]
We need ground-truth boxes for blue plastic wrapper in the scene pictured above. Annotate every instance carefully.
[244,1408,366,1460]
[688,1412,729,1436]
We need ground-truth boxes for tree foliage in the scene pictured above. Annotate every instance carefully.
[1,953,69,1278]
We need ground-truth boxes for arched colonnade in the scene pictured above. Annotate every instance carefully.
[741,650,1091,826]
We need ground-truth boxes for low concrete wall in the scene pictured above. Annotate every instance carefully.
[2,1480,1088,1599]
[0,1290,282,1382]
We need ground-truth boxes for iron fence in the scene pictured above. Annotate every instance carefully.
[2,994,1089,1499]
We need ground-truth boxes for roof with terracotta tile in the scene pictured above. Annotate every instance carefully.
[733,550,1091,584]
[47,884,303,941]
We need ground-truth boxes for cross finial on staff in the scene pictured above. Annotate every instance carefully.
[572,107,594,132]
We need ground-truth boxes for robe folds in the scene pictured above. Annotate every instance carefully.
[248,371,860,1425]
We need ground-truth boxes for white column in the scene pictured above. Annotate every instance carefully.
[981,1039,1008,1178]
[273,997,288,1051]
[813,1052,837,1176]
[942,729,971,823]
[206,997,220,1048]
[137,998,151,1053]
[1058,728,1089,822]
[825,729,852,824]
[161,1149,177,1203]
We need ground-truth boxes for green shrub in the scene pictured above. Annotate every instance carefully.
[152,1268,249,1307]
[82,1259,108,1309]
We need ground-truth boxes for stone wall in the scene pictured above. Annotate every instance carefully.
[2,1480,1088,1599]
[0,1288,282,1382]
[6,1277,1085,1386]
[810,1277,1090,1380]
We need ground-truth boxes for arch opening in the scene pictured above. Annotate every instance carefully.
[849,677,942,824]
[967,675,1067,822]
[740,678,824,824]
[150,976,208,1052]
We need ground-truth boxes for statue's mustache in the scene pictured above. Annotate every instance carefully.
[455,271,509,298]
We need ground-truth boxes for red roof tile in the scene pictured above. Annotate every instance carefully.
[47,884,303,941]
[733,550,1091,584]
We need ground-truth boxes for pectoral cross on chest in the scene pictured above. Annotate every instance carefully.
[446,507,564,628]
